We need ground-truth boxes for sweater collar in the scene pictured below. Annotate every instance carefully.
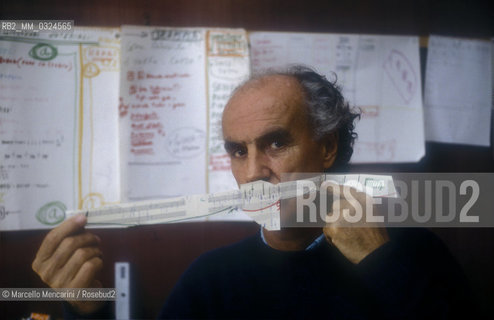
[260,227,325,251]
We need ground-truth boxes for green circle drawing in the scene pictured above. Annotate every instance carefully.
[29,43,58,61]
[36,201,66,225]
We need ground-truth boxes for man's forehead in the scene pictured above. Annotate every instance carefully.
[222,74,309,142]
[234,74,302,98]
[224,75,304,115]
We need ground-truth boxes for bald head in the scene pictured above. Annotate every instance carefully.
[223,74,309,137]
[228,74,304,104]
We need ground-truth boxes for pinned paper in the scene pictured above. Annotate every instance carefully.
[0,28,121,230]
[424,35,492,146]
[249,31,425,163]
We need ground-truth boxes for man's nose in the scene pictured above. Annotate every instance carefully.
[244,149,271,183]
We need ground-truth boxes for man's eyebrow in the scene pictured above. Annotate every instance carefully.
[256,129,293,146]
[223,128,293,153]
[224,140,243,153]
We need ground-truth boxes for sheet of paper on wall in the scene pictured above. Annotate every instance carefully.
[424,35,492,146]
[249,31,425,163]
[119,26,251,221]
[205,29,251,221]
[0,28,121,230]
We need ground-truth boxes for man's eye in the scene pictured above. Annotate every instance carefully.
[270,141,285,150]
[232,148,246,158]
[224,142,247,158]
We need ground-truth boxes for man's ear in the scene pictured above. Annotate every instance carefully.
[321,133,338,170]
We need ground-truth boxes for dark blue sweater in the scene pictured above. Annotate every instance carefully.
[159,228,474,319]
[64,228,475,319]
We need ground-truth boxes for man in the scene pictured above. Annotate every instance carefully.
[33,66,473,318]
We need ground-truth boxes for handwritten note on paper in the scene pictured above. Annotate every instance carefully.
[79,29,121,216]
[205,29,251,221]
[119,26,209,201]
[424,35,492,146]
[249,32,425,163]
[206,29,250,192]
[0,28,121,230]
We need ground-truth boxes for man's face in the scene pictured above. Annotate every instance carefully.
[222,75,337,186]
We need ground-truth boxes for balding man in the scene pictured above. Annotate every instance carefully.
[33,66,474,319]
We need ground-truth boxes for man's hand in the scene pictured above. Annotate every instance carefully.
[32,214,104,314]
[323,185,389,264]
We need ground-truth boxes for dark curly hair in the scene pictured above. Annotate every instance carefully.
[237,65,360,171]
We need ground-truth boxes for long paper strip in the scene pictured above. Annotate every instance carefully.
[67,174,396,230]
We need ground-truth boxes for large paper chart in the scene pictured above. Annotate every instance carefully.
[0,28,121,230]
[250,32,425,163]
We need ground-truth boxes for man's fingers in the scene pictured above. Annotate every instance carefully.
[324,182,368,202]
[55,246,103,287]
[33,232,101,286]
[31,217,106,316]
[324,223,347,238]
[34,214,87,264]
[50,232,101,270]
[70,256,104,288]
[323,223,336,244]
[67,274,106,315]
